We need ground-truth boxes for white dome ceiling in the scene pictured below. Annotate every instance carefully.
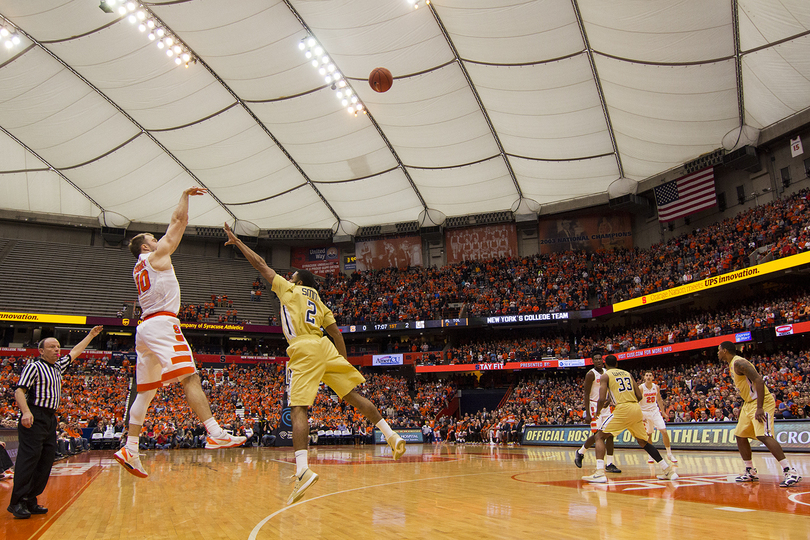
[0,0,808,230]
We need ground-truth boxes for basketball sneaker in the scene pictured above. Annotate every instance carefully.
[206,432,247,449]
[574,451,584,468]
[582,470,607,483]
[657,464,679,481]
[780,468,801,488]
[387,433,406,460]
[647,457,655,464]
[287,468,319,505]
[667,454,678,463]
[114,447,148,478]
[735,467,758,482]
[605,463,622,473]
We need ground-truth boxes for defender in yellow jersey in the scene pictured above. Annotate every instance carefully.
[224,224,407,505]
[718,341,800,487]
[583,355,678,483]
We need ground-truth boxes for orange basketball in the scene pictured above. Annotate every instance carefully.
[369,67,393,93]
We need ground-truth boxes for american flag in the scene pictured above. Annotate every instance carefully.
[654,168,717,222]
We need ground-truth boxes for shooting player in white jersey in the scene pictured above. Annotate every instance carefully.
[114,188,245,478]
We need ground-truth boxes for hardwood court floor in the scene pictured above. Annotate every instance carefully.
[2,444,809,540]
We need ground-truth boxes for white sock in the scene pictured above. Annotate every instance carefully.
[204,418,223,438]
[376,419,395,440]
[578,445,587,454]
[658,460,668,471]
[295,450,308,476]
[596,459,605,471]
[779,459,790,470]
[743,460,753,469]
[666,447,672,455]
[126,435,139,452]
[605,455,613,466]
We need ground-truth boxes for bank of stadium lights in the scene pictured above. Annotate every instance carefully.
[298,37,365,116]
[99,0,196,68]
[0,26,21,49]
[407,0,430,8]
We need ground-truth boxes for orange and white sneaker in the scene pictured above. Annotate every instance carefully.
[206,432,246,449]
[387,433,406,460]
[114,447,148,478]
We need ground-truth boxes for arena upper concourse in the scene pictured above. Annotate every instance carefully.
[1,1,810,539]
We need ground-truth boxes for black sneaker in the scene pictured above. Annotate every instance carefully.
[7,503,31,519]
[574,451,584,468]
[605,463,622,473]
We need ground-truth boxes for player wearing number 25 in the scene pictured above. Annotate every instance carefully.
[116,188,245,479]
[223,223,406,505]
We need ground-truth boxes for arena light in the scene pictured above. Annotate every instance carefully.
[1,25,22,50]
[99,0,116,14]
[298,36,366,116]
[408,0,430,8]
[123,4,196,69]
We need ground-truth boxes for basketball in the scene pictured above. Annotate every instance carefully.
[369,67,393,93]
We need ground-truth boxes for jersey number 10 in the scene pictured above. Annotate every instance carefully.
[135,270,151,295]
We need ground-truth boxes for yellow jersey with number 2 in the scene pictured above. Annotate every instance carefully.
[272,275,336,344]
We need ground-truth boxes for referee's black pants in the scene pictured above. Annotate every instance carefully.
[10,405,57,506]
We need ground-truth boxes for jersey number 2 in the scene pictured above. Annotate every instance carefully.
[305,300,317,326]
[135,270,151,295]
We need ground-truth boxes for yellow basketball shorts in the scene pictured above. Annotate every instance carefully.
[286,336,366,407]
[735,394,776,439]
[599,403,648,442]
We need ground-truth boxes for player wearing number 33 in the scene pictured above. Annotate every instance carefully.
[583,355,678,484]
[115,188,245,479]
[223,223,406,505]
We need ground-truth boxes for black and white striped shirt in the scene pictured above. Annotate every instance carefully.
[15,355,71,410]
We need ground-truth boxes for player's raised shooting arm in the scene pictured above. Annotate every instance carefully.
[324,323,348,360]
[223,223,277,283]
[155,188,207,262]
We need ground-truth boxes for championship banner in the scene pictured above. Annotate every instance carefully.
[291,245,340,276]
[613,250,810,312]
[355,235,423,271]
[446,224,517,264]
[0,311,86,324]
[522,421,810,452]
[538,213,632,254]
[372,428,423,444]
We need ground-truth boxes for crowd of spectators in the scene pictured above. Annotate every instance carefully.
[425,287,810,365]
[320,190,810,326]
[2,346,809,453]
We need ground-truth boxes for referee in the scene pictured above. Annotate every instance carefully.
[7,325,102,519]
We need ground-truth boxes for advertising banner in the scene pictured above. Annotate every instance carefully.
[446,224,517,264]
[373,428,423,444]
[0,311,86,324]
[522,421,810,452]
[372,354,404,366]
[613,250,810,312]
[355,235,423,271]
[291,246,340,276]
[273,407,293,447]
[538,213,632,254]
